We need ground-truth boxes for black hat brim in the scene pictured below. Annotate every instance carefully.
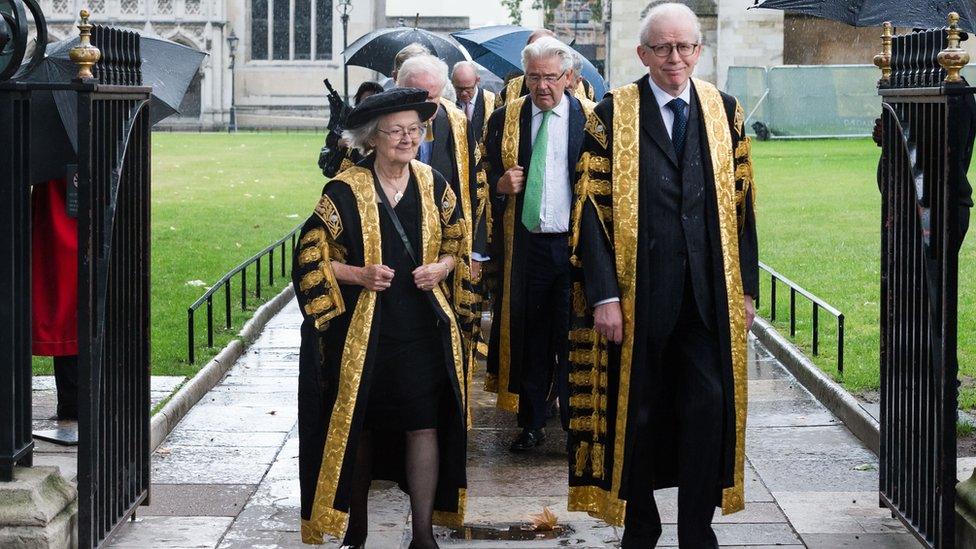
[346,100,438,129]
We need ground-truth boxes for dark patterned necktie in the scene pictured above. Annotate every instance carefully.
[667,97,688,160]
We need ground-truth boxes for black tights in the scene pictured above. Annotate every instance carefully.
[342,429,440,549]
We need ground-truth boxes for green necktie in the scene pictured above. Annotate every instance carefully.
[522,109,552,231]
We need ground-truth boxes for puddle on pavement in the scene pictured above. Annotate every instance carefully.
[449,524,573,541]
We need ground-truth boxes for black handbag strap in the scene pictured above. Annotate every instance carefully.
[373,175,420,268]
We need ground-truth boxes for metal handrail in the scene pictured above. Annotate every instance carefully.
[756,261,845,374]
[187,223,302,364]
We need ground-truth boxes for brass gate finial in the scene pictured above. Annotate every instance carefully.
[938,12,970,84]
[69,10,101,80]
[874,22,893,85]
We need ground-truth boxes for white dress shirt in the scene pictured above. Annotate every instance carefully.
[592,79,692,309]
[647,75,691,139]
[529,96,572,234]
[459,87,479,120]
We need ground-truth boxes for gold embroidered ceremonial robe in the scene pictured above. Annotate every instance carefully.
[566,78,758,524]
[294,159,469,544]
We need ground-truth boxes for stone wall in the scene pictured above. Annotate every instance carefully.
[716,0,783,89]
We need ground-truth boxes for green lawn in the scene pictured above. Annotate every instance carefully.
[752,138,976,407]
[34,132,327,377]
[31,133,975,407]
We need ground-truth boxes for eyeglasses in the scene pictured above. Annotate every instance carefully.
[644,42,700,58]
[525,70,567,85]
[376,125,425,141]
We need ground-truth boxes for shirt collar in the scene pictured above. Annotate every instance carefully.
[646,75,692,109]
[530,93,570,118]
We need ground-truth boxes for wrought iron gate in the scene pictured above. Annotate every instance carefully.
[877,19,969,548]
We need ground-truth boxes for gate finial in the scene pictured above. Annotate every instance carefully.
[874,22,893,85]
[69,10,101,80]
[938,12,969,84]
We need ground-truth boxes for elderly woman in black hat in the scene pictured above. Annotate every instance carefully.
[293,88,470,549]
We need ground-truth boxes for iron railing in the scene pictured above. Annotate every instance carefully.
[877,24,963,549]
[0,85,33,482]
[186,224,301,364]
[756,261,845,374]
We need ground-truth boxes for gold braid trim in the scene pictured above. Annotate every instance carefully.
[568,485,625,527]
[499,75,525,109]
[495,96,527,413]
[693,78,748,515]
[440,99,474,259]
[305,166,379,540]
[295,227,345,331]
[314,194,343,239]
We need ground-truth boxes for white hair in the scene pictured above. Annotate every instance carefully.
[521,36,574,74]
[341,119,380,155]
[396,54,449,89]
[572,52,583,73]
[451,60,480,79]
[640,2,702,45]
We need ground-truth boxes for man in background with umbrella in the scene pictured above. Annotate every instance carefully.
[397,55,487,384]
[452,60,496,148]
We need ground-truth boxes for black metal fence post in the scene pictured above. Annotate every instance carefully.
[0,84,34,482]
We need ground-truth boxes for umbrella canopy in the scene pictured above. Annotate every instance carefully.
[451,25,608,99]
[344,26,469,77]
[22,32,206,182]
[752,0,976,33]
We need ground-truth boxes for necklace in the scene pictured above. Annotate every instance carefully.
[376,162,409,204]
[381,176,408,204]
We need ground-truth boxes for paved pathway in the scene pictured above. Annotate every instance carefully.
[103,298,917,548]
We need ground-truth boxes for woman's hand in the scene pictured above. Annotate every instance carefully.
[358,264,395,291]
[413,262,450,291]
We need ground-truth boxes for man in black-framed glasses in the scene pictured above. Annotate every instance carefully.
[567,2,759,547]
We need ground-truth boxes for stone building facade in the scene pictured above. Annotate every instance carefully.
[38,0,385,129]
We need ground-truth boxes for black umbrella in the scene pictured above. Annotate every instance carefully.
[344,26,469,77]
[752,0,976,33]
[23,32,206,182]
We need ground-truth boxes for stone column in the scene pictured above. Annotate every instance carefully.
[716,0,783,89]
[0,467,77,549]
[605,0,644,87]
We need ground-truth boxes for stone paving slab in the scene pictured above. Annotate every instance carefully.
[105,515,234,547]
[800,532,922,547]
[151,445,281,484]
[140,484,257,517]
[772,491,906,535]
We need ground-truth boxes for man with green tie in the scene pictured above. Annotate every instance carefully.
[480,37,593,452]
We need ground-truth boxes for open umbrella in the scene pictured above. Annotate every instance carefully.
[344,26,469,77]
[751,0,976,33]
[451,25,608,99]
[22,32,206,182]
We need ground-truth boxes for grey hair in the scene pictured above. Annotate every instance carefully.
[572,52,583,73]
[640,2,702,45]
[392,42,431,75]
[341,118,380,155]
[397,54,449,89]
[521,36,574,74]
[451,60,480,79]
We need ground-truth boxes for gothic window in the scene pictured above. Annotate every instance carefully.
[250,0,332,61]
[121,0,141,15]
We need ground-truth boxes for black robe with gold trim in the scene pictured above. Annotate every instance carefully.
[479,93,592,412]
[566,78,758,524]
[294,158,469,544]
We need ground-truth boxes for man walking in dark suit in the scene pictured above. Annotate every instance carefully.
[566,3,759,547]
[481,37,592,451]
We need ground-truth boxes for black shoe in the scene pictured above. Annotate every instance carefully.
[56,405,79,421]
[509,428,546,452]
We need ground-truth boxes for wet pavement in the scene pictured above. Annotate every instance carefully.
[102,298,917,548]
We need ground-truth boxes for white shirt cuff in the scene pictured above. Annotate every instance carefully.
[471,253,490,262]
[593,297,620,307]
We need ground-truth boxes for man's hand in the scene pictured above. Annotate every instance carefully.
[745,295,756,331]
[498,166,525,195]
[470,260,482,282]
[358,264,395,291]
[594,301,623,344]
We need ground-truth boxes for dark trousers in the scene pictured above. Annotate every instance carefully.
[622,280,723,549]
[517,232,570,430]
[53,355,79,419]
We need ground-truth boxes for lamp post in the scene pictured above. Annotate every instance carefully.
[226,29,239,132]
[337,0,352,102]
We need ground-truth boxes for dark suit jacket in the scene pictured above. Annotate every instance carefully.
[463,88,491,144]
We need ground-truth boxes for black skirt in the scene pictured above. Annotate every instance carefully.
[365,173,449,432]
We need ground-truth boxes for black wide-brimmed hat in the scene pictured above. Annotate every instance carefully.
[345,87,438,129]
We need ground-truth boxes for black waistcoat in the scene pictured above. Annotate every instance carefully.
[638,89,715,338]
